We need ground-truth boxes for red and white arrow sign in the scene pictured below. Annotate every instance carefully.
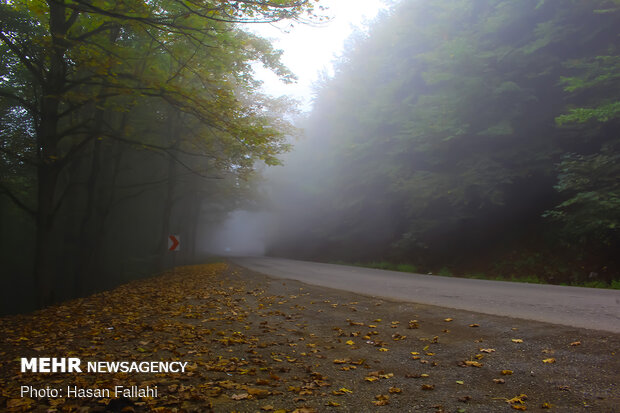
[168,235,180,251]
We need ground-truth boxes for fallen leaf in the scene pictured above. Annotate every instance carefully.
[541,402,553,409]
[421,384,435,390]
[388,387,402,393]
[570,341,581,346]
[469,324,480,327]
[480,348,495,353]
[456,380,464,385]
[231,393,250,400]
[373,394,390,405]
[501,370,514,375]
[507,394,528,404]
[346,340,354,345]
[292,408,318,413]
[493,378,505,384]
[444,318,453,322]
[247,387,270,398]
[460,360,483,367]
[542,358,556,364]
[511,339,523,343]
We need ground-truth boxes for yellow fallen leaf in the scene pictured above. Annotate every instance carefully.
[464,360,483,367]
[379,347,389,352]
[346,340,354,345]
[511,339,523,343]
[421,384,435,390]
[469,323,480,327]
[326,401,340,406]
[388,387,402,393]
[570,341,581,346]
[339,387,353,393]
[507,394,528,404]
[444,318,453,322]
[542,358,556,364]
[456,380,464,385]
[512,405,527,411]
[410,352,420,355]
[480,348,495,353]
[501,370,513,375]
[247,388,270,398]
[364,376,378,382]
[372,394,389,406]
[541,402,553,409]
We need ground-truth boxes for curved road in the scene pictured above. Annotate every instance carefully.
[233,256,620,333]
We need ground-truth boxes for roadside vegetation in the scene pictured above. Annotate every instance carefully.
[334,261,620,289]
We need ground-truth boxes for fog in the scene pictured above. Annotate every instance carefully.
[205,210,271,256]
[208,0,620,285]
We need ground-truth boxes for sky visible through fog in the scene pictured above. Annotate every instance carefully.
[248,0,388,110]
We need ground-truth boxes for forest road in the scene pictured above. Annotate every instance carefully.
[233,256,620,333]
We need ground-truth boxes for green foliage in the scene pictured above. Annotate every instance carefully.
[0,0,325,308]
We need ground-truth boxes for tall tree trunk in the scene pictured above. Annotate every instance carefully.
[33,0,68,307]
[74,137,102,296]
[34,164,61,307]
[159,111,180,270]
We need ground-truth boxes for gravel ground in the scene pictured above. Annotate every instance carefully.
[0,262,618,413]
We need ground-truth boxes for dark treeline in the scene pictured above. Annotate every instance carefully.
[0,0,323,314]
[266,0,620,285]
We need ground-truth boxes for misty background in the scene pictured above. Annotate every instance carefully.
[210,0,620,282]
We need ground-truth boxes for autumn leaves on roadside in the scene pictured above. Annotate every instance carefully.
[1,263,588,412]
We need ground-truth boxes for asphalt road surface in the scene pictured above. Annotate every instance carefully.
[233,256,620,333]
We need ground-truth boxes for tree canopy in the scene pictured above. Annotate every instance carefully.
[0,0,323,311]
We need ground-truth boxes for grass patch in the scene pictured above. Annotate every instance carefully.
[330,260,619,289]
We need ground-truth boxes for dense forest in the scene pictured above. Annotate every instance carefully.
[2,0,619,315]
[0,0,324,314]
[265,0,620,285]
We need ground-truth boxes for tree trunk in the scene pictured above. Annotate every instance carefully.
[33,0,68,307]
[159,111,180,270]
